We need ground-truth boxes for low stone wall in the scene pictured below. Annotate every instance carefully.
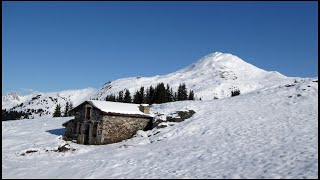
[62,119,76,141]
[100,115,151,144]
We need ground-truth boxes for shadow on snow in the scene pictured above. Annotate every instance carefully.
[46,128,65,136]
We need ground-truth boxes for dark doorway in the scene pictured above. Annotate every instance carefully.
[84,124,90,145]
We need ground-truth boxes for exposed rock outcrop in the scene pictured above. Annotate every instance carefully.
[152,110,195,129]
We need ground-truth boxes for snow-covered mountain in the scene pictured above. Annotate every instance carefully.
[2,88,96,118]
[93,52,290,100]
[2,78,318,178]
[1,52,298,118]
[2,51,318,178]
[2,92,31,110]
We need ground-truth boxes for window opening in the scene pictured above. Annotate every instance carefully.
[86,107,91,120]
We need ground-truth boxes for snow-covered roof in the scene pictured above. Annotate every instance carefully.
[74,100,152,117]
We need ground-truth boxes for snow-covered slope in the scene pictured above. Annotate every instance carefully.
[0,52,306,118]
[2,78,318,178]
[2,92,33,110]
[2,88,96,118]
[93,52,291,100]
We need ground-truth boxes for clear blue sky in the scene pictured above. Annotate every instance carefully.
[2,1,318,95]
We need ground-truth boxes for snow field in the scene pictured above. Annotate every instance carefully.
[2,78,318,178]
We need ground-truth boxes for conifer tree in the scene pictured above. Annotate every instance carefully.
[105,95,112,101]
[117,91,124,102]
[63,102,69,117]
[53,104,62,117]
[111,94,116,102]
[174,92,178,101]
[231,89,241,97]
[154,83,167,103]
[139,86,145,103]
[177,83,188,101]
[133,90,140,104]
[133,86,146,104]
[188,90,195,100]
[145,87,150,104]
[166,84,174,102]
[146,86,155,104]
[123,90,132,103]
[105,94,116,102]
[69,102,73,110]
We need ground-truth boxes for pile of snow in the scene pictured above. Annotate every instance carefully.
[2,78,318,178]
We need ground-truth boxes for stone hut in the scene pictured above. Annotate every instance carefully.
[62,100,153,145]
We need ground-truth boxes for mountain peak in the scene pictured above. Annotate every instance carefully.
[196,51,230,63]
[179,52,263,74]
[2,92,20,102]
[203,51,225,59]
[199,51,245,64]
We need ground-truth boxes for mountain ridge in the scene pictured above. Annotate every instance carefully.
[92,52,289,101]
[2,52,298,118]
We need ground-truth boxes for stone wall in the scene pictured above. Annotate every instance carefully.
[99,115,151,144]
[63,120,76,141]
[74,106,85,120]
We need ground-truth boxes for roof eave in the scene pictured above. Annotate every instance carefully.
[101,111,152,119]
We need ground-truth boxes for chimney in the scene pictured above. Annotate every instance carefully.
[139,104,150,114]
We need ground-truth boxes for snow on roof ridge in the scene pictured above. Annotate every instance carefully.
[87,100,151,116]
